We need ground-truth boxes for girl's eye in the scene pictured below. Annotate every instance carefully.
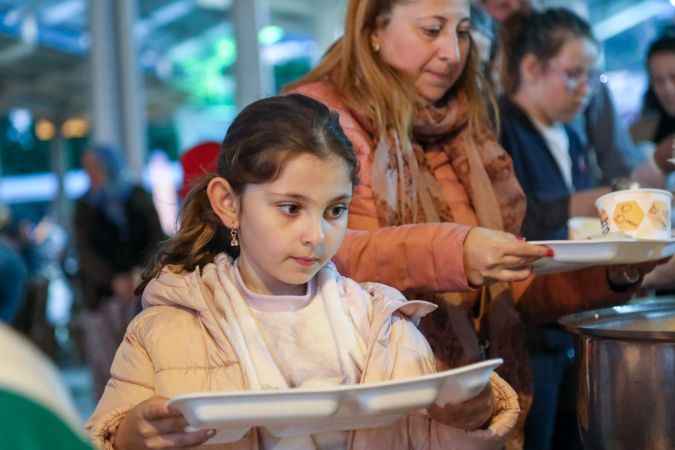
[278,204,301,215]
[423,27,441,37]
[326,205,348,220]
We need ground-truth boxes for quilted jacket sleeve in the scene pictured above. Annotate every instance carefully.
[85,316,155,450]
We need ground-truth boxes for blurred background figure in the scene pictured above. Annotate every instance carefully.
[72,145,165,400]
[633,30,675,175]
[497,9,603,450]
[476,0,647,191]
[635,30,675,293]
[178,141,220,201]
[481,0,537,24]
[0,204,28,323]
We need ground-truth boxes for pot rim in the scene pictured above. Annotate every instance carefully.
[559,299,675,341]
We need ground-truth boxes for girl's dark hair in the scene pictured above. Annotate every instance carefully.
[643,31,675,114]
[500,8,597,96]
[137,94,358,293]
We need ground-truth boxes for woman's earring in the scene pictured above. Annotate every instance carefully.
[230,228,239,247]
[372,41,380,53]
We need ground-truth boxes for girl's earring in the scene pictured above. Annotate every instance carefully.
[230,228,239,247]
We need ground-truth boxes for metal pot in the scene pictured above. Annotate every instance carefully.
[559,300,675,450]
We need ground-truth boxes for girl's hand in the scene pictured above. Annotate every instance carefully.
[114,396,215,449]
[463,227,552,286]
[428,384,495,430]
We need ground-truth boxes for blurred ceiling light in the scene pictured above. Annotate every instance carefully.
[9,108,32,134]
[258,25,284,46]
[594,1,673,41]
[36,119,56,141]
[41,0,85,25]
[197,0,232,10]
[216,38,236,64]
[4,8,23,27]
[137,0,194,40]
[671,0,675,7]
[20,14,38,45]
[62,118,89,138]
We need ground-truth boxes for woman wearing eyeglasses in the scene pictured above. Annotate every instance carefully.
[496,8,635,450]
[498,8,613,244]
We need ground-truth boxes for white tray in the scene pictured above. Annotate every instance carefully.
[168,358,502,444]
[531,239,675,274]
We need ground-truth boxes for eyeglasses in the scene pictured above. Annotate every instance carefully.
[548,63,599,93]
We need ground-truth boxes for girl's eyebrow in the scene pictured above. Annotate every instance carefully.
[267,192,352,202]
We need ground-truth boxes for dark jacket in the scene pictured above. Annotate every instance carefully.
[73,185,165,310]
[499,97,594,241]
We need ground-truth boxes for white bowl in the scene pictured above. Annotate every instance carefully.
[595,189,672,240]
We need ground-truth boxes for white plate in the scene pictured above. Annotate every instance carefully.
[168,359,502,444]
[531,239,675,274]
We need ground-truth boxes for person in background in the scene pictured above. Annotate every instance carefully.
[497,9,596,450]
[285,1,656,448]
[0,205,28,323]
[87,94,520,450]
[499,8,609,241]
[633,31,675,175]
[178,141,220,201]
[73,145,165,400]
[633,31,675,291]
[497,9,664,450]
[479,0,645,188]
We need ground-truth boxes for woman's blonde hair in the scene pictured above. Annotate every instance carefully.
[285,0,497,141]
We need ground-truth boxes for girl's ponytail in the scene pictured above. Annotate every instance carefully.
[136,175,234,294]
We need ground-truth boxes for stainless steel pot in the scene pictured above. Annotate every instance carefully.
[559,300,675,450]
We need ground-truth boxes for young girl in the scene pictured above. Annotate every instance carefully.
[85,94,519,450]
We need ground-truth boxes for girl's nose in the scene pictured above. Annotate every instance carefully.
[302,217,325,246]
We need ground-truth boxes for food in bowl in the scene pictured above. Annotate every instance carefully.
[568,217,603,240]
[595,189,673,240]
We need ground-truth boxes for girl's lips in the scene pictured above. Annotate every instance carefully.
[292,257,319,267]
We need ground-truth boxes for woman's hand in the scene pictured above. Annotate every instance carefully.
[114,396,215,450]
[463,227,552,286]
[428,384,495,430]
[607,259,670,291]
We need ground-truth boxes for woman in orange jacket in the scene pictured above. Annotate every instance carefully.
[286,1,655,447]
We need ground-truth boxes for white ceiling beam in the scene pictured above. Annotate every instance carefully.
[593,0,673,41]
